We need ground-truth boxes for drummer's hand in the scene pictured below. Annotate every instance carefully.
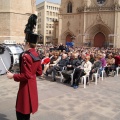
[7,71,14,79]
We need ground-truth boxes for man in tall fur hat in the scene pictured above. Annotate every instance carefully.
[7,14,42,120]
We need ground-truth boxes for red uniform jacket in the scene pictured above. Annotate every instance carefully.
[13,48,42,114]
[114,55,120,66]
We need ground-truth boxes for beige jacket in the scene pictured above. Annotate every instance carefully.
[82,61,92,75]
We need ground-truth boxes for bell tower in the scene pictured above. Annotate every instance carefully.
[0,0,36,43]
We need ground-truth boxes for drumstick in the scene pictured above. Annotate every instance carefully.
[0,57,8,71]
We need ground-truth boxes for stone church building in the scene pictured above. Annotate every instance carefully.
[54,0,120,48]
[0,0,36,43]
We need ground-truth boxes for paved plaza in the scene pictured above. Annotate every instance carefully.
[0,74,120,120]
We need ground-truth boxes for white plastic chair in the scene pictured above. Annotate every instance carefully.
[92,67,105,85]
[98,67,105,81]
[101,69,105,80]
[51,66,65,81]
[92,69,100,85]
[58,66,68,82]
[81,75,89,88]
[61,68,76,85]
[69,70,90,88]
[70,69,76,85]
[59,71,64,82]
[116,67,120,76]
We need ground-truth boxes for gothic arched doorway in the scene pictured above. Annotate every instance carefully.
[94,32,105,47]
[66,34,72,42]
[66,34,73,46]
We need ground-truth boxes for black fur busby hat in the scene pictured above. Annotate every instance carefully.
[25,33,38,44]
[24,14,38,44]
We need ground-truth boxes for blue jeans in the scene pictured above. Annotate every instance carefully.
[98,67,104,77]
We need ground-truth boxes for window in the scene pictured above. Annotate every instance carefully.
[47,11,49,15]
[38,25,41,28]
[46,30,48,34]
[46,24,48,28]
[38,12,41,16]
[50,12,52,16]
[46,17,49,22]
[49,18,53,22]
[67,1,72,13]
[97,0,106,6]
[97,0,105,5]
[38,31,41,34]
[49,24,51,28]
[38,18,41,23]
[49,30,51,34]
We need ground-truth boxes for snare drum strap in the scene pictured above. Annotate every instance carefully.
[0,46,5,54]
[25,51,41,62]
[19,52,24,73]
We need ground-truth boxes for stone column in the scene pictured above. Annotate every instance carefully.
[31,0,36,14]
[58,14,63,44]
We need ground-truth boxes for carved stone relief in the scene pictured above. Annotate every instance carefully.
[67,21,70,28]
[76,0,120,13]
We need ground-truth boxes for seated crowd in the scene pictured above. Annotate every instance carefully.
[37,44,120,89]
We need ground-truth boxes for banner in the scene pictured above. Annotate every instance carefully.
[66,42,74,47]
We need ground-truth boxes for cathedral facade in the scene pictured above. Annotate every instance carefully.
[0,0,36,43]
[56,0,120,48]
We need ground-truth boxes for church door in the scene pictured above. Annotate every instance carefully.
[94,32,105,47]
[66,34,73,46]
[66,34,72,42]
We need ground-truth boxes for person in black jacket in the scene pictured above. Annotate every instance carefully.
[89,56,102,80]
[58,43,65,52]
[47,53,69,81]
[62,52,81,83]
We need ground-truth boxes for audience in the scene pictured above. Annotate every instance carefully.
[62,52,81,84]
[30,43,120,89]
[46,53,69,82]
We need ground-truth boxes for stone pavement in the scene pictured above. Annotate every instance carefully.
[0,74,120,120]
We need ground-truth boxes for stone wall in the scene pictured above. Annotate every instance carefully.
[58,0,120,47]
[0,0,35,44]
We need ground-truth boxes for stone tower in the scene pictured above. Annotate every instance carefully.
[0,0,36,43]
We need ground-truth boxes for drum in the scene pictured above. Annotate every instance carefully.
[0,45,24,75]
